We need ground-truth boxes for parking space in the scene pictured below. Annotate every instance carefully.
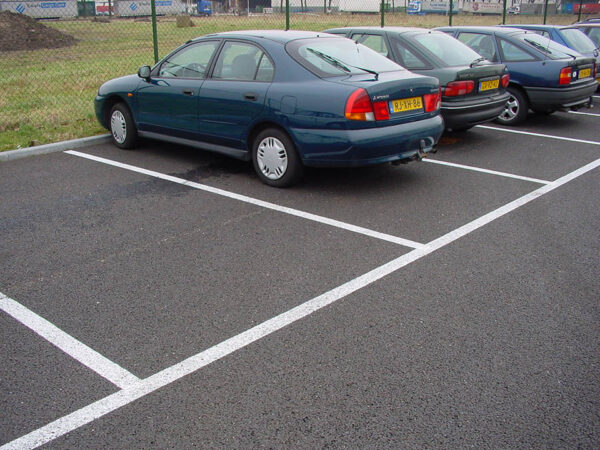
[45,170,600,448]
[1,107,599,448]
[433,125,599,181]
[0,314,117,444]
[73,141,537,244]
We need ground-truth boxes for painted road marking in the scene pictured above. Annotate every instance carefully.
[476,125,600,146]
[4,156,599,450]
[0,293,139,389]
[64,151,425,250]
[424,159,551,185]
[568,111,600,118]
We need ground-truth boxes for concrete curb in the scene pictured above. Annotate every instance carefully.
[0,134,111,162]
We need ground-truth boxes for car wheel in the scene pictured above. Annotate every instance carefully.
[252,128,303,187]
[109,103,137,149]
[495,87,528,126]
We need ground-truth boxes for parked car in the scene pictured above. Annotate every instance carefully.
[571,21,600,49]
[502,24,600,86]
[507,5,520,14]
[323,27,510,131]
[95,30,444,187]
[436,26,597,125]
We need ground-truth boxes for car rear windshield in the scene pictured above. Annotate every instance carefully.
[411,32,482,66]
[517,32,579,59]
[560,28,598,53]
[286,37,403,77]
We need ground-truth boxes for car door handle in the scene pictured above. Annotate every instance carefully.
[244,92,258,101]
[182,89,194,96]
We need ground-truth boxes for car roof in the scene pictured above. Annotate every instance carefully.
[193,30,339,44]
[326,26,443,35]
[509,24,586,31]
[508,24,563,30]
[437,25,525,35]
[572,22,600,28]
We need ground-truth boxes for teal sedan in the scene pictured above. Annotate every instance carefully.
[95,30,444,187]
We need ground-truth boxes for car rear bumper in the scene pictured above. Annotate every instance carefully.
[525,80,597,110]
[441,92,510,130]
[291,115,444,167]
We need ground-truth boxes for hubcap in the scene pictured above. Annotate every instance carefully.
[499,94,519,122]
[110,110,127,144]
[257,136,288,180]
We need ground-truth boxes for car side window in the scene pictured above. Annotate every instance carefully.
[499,38,537,62]
[457,32,498,62]
[255,54,275,82]
[389,38,429,69]
[212,41,273,82]
[159,41,219,79]
[526,29,550,38]
[352,33,390,57]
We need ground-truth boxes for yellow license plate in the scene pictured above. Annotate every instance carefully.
[579,68,591,79]
[479,79,499,91]
[391,96,423,113]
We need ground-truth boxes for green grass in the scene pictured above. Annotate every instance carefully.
[0,12,578,151]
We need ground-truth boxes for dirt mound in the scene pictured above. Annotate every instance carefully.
[0,11,77,51]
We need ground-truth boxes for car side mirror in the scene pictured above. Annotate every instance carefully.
[138,65,151,80]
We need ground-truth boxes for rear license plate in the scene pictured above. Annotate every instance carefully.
[479,79,499,91]
[579,68,591,79]
[390,96,423,113]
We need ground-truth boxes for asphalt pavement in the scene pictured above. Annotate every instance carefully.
[1,101,599,448]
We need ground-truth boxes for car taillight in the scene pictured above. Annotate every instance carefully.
[372,101,390,121]
[345,89,390,121]
[423,88,442,112]
[501,74,510,88]
[345,88,375,121]
[559,67,572,85]
[443,80,474,96]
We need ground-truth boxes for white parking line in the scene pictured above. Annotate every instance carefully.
[568,110,600,117]
[476,125,600,146]
[5,156,599,450]
[0,293,140,389]
[64,150,425,250]
[424,159,550,184]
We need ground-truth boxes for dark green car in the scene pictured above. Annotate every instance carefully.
[324,27,510,131]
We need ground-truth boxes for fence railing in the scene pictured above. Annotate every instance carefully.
[0,0,593,150]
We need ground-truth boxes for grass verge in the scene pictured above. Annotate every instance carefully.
[0,12,577,151]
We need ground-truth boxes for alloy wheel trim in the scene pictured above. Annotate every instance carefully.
[110,110,127,144]
[257,136,288,180]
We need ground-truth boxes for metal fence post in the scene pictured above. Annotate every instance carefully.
[449,0,453,26]
[502,0,507,24]
[286,0,290,30]
[543,0,548,24]
[381,0,385,27]
[577,0,583,22]
[151,0,159,63]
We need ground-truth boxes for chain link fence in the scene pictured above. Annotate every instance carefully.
[0,0,592,150]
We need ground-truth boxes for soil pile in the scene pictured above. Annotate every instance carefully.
[0,11,77,51]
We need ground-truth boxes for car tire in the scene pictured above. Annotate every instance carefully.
[495,86,528,126]
[109,103,137,149]
[252,128,303,187]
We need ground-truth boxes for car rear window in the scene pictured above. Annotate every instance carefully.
[286,37,403,77]
[560,28,597,53]
[412,32,482,66]
[517,32,579,59]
